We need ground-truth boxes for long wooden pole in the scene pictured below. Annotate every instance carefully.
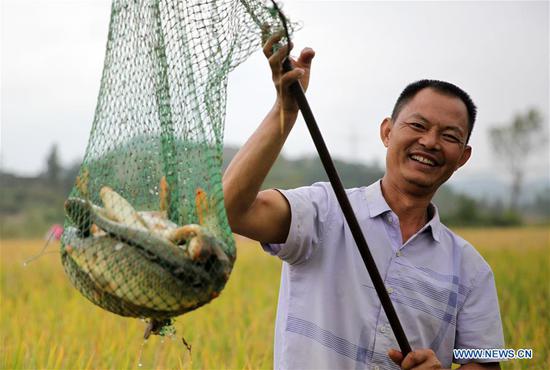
[281,52,412,357]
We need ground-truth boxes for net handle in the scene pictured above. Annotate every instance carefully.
[269,0,412,357]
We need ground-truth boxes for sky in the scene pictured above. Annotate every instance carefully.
[2,0,549,187]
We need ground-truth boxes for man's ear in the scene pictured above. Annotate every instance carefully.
[456,145,472,169]
[380,117,392,148]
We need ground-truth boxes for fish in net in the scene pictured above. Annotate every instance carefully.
[60,0,294,337]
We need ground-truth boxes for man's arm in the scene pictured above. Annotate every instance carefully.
[222,34,315,243]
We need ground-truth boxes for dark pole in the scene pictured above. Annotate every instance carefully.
[269,0,412,357]
[286,70,412,356]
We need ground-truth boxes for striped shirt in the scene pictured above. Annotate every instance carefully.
[263,181,504,369]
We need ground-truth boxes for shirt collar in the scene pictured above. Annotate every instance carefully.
[363,180,442,243]
[425,203,442,243]
[364,180,392,218]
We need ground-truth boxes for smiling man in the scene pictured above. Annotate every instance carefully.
[223,34,504,370]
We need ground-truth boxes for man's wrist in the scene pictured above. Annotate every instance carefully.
[270,103,299,128]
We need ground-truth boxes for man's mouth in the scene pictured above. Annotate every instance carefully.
[410,154,437,167]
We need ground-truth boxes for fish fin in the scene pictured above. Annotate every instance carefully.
[195,188,208,226]
[160,176,170,213]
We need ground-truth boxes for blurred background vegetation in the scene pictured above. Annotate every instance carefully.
[1,108,549,238]
[1,141,549,240]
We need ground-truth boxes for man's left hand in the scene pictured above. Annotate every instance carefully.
[388,348,446,370]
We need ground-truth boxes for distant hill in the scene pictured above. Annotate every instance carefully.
[2,145,546,238]
[0,173,67,238]
[449,175,550,205]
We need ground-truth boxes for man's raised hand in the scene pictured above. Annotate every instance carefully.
[263,33,315,115]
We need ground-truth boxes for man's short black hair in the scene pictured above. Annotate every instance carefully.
[391,79,477,143]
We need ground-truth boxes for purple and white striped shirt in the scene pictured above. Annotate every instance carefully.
[263,181,504,370]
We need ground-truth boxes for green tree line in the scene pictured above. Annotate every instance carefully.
[3,143,548,239]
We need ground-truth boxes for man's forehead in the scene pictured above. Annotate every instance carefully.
[397,88,469,129]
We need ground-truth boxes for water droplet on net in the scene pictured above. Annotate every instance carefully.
[136,339,147,368]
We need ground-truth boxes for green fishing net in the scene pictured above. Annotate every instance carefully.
[60,0,293,335]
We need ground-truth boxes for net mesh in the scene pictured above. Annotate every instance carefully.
[60,0,292,331]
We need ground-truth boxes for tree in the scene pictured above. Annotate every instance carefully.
[45,143,61,186]
[62,160,83,195]
[489,108,548,210]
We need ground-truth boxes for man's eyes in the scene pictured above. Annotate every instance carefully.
[408,122,426,130]
[442,133,463,144]
[407,122,464,144]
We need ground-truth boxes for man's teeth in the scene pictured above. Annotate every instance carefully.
[411,155,435,166]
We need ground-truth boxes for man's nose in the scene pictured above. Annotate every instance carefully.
[418,129,441,150]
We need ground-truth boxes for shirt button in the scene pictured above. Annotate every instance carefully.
[387,287,394,294]
[380,326,386,333]
[396,251,402,257]
[373,366,380,370]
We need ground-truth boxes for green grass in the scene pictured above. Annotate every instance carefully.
[1,227,548,369]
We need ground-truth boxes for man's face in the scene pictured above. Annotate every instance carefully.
[381,88,472,194]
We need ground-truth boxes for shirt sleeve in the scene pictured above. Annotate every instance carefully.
[261,182,332,265]
[454,263,505,364]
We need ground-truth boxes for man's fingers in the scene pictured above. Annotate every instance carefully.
[401,349,441,370]
[297,47,315,67]
[262,32,284,58]
[268,42,293,71]
[279,68,304,89]
[401,351,422,370]
[388,349,404,365]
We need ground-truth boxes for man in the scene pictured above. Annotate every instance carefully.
[223,34,504,369]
